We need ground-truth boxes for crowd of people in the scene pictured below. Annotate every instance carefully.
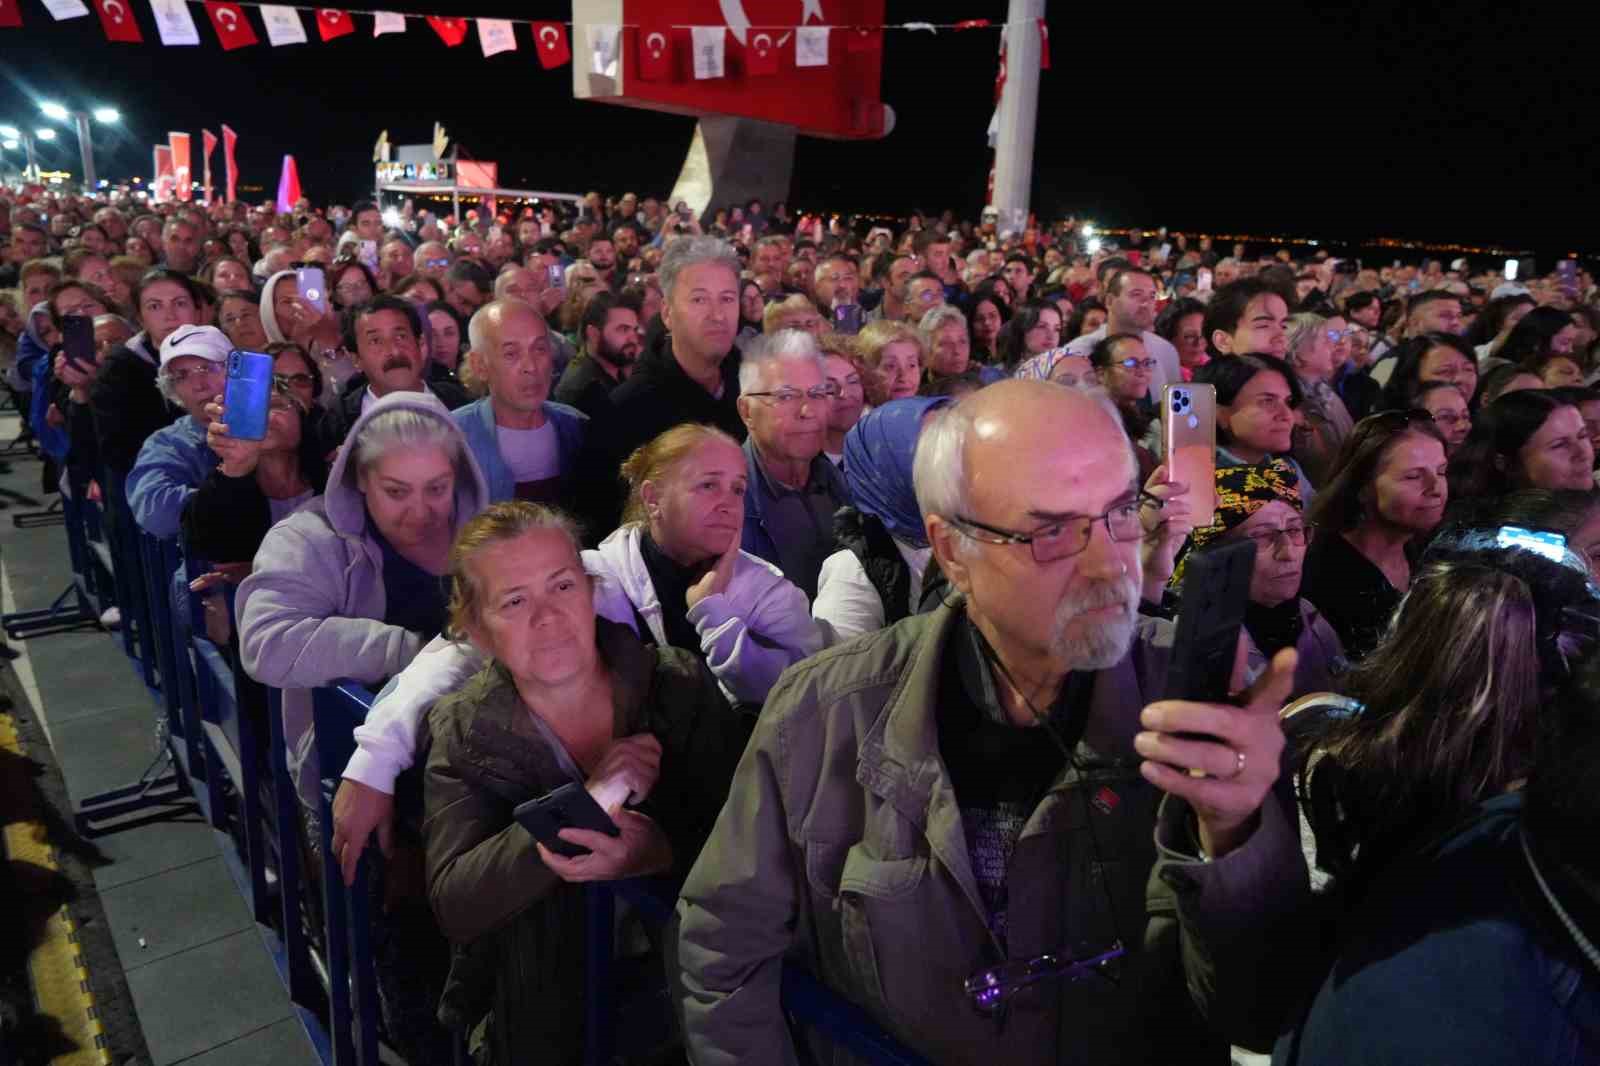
[3,182,1599,1065]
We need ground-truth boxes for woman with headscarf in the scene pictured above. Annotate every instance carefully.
[260,268,358,405]
[812,396,950,645]
[1011,345,1096,388]
[1174,458,1346,700]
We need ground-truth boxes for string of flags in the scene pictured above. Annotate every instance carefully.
[0,0,1051,76]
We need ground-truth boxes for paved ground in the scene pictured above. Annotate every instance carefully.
[0,413,318,1066]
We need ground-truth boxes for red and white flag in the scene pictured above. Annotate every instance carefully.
[148,0,200,45]
[531,21,569,68]
[844,26,880,53]
[0,0,22,28]
[203,2,257,50]
[222,124,239,203]
[93,0,140,40]
[169,132,192,202]
[1038,19,1050,70]
[153,144,174,202]
[314,7,352,41]
[746,30,780,76]
[201,129,217,204]
[427,15,468,46]
[636,28,670,81]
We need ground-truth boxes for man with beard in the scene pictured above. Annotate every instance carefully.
[586,233,619,290]
[313,296,470,454]
[674,379,1306,1065]
[453,299,586,504]
[1063,267,1181,396]
[553,291,641,419]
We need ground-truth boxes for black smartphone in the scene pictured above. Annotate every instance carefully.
[1164,538,1257,704]
[832,303,864,335]
[514,782,620,859]
[222,349,276,441]
[61,314,96,372]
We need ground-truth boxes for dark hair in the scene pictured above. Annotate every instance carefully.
[446,258,494,294]
[995,300,1059,371]
[132,267,206,314]
[1203,278,1287,357]
[348,201,380,226]
[1447,390,1578,500]
[911,229,948,257]
[1376,333,1478,412]
[1064,297,1107,340]
[353,294,424,339]
[1503,305,1582,362]
[1307,410,1447,533]
[1403,288,1462,326]
[45,279,113,327]
[328,259,380,310]
[1342,289,1381,317]
[423,300,468,353]
[1524,348,1586,382]
[1094,256,1131,285]
[580,289,641,339]
[1464,293,1536,347]
[1087,331,1144,369]
[267,340,324,407]
[392,273,443,302]
[1155,296,1206,344]
[1105,267,1154,299]
[1193,353,1304,446]
[1436,487,1600,548]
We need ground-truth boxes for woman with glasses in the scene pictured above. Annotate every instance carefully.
[1448,389,1595,499]
[1175,460,1345,700]
[1286,312,1356,488]
[265,342,322,412]
[1302,411,1450,660]
[327,259,378,312]
[1414,382,1471,454]
[1194,353,1315,502]
[1375,333,1480,415]
[1089,332,1159,481]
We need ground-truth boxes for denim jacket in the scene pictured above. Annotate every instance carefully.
[451,396,588,504]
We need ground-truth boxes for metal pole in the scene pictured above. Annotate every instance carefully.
[73,110,97,191]
[992,0,1043,238]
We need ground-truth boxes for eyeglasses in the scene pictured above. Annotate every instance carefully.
[1325,328,1349,343]
[966,943,1126,1015]
[1239,522,1310,549]
[1425,363,1475,381]
[165,363,225,385]
[423,257,451,269]
[220,310,260,328]
[1429,410,1470,427]
[275,372,315,390]
[745,382,841,407]
[1116,357,1158,371]
[951,492,1160,564]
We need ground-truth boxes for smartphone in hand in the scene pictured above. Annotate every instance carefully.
[514,782,621,859]
[222,349,276,441]
[61,314,96,373]
[1163,384,1217,528]
[296,266,328,316]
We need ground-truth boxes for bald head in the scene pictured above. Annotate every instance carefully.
[963,379,1133,495]
[468,298,547,353]
[494,265,545,303]
[468,299,554,419]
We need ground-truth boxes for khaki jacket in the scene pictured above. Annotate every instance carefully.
[673,599,1309,1066]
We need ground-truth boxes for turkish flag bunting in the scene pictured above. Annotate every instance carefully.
[531,21,569,68]
[426,15,467,46]
[635,27,670,80]
[745,31,780,75]
[314,7,352,41]
[204,2,257,49]
[1038,19,1050,70]
[954,19,990,30]
[844,26,880,53]
[202,128,217,203]
[0,0,23,28]
[94,0,141,40]
[222,124,239,203]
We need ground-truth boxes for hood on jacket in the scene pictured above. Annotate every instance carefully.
[323,389,490,539]
[260,269,295,344]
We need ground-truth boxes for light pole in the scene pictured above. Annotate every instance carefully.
[39,102,120,192]
[0,124,53,182]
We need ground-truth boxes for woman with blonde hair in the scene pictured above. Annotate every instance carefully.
[421,501,747,1064]
[1286,311,1356,487]
[855,318,924,405]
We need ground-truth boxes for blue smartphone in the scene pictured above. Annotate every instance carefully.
[223,349,275,441]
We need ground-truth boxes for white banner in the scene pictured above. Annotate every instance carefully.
[691,25,725,79]
[40,0,90,20]
[372,10,404,36]
[796,25,829,67]
[259,4,306,45]
[477,17,515,57]
[588,23,619,77]
[148,0,200,44]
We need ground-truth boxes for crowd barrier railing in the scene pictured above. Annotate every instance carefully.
[15,476,932,1066]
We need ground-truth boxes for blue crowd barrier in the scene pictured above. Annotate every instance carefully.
[18,479,932,1066]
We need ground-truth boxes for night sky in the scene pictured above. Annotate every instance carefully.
[3,1,1597,258]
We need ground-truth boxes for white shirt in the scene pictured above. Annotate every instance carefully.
[812,538,932,646]
[1064,325,1181,397]
[496,419,560,484]
[361,383,434,415]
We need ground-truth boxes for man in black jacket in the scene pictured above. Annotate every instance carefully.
[552,291,641,419]
[572,236,745,540]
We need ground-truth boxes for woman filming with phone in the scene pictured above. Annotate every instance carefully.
[421,501,747,1065]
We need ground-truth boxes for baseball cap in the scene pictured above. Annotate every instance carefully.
[159,325,232,370]
[1491,282,1532,301]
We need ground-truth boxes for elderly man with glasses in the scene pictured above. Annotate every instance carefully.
[734,329,850,599]
[674,379,1309,1065]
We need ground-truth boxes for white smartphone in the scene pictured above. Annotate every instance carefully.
[1504,258,1519,281]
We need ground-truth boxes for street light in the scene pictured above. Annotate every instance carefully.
[35,127,57,141]
[37,101,119,192]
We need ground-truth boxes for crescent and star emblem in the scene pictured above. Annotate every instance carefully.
[718,0,823,46]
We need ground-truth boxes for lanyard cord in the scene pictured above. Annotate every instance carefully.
[1520,824,1600,978]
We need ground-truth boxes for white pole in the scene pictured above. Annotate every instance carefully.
[992,0,1043,238]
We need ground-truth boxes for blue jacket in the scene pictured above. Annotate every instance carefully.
[1277,793,1600,1066]
[27,338,70,462]
[127,415,219,537]
[739,436,851,579]
[451,396,588,503]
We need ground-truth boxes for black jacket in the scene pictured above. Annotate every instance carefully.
[551,353,622,421]
[89,339,176,474]
[308,376,473,463]
[571,331,743,541]
[833,507,915,626]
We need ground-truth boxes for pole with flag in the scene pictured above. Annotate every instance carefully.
[991,0,1043,237]
[202,129,218,205]
[276,153,301,214]
[221,124,238,203]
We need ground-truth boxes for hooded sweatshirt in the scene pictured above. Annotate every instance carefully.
[237,390,489,807]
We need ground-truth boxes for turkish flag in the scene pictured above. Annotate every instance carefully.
[844,26,880,53]
[204,2,257,49]
[222,124,239,203]
[169,132,192,203]
[201,128,217,204]
[94,0,141,40]
[1038,19,1050,70]
[314,8,352,41]
[635,27,671,80]
[426,15,467,46]
[745,30,779,75]
[532,21,569,68]
[1,0,23,28]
